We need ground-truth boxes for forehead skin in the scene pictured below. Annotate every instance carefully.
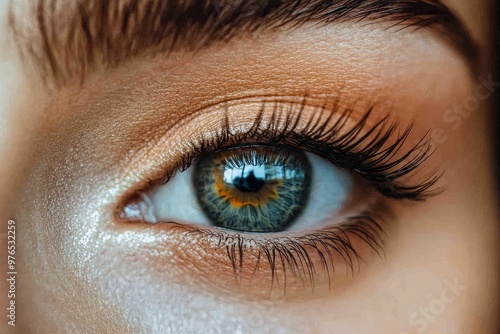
[0,0,497,333]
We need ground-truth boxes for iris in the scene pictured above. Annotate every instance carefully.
[193,146,311,232]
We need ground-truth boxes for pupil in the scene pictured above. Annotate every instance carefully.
[233,170,265,192]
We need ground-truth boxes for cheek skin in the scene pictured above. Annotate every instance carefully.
[11,22,497,334]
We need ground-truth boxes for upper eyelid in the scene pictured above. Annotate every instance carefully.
[115,97,441,222]
[9,0,478,88]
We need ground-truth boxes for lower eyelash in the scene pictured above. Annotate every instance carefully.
[163,213,387,292]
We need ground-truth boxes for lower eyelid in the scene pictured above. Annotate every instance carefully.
[120,212,389,297]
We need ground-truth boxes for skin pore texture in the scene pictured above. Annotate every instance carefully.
[0,0,498,333]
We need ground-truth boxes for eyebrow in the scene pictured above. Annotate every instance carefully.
[9,0,478,88]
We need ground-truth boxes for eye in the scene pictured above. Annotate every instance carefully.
[118,102,441,293]
[132,145,353,233]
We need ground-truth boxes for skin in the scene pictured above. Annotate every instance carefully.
[0,0,498,333]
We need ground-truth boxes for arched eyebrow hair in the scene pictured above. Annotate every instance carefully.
[9,0,478,88]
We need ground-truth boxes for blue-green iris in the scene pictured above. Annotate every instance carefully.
[193,146,311,232]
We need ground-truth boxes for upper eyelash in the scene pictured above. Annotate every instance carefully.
[163,97,443,201]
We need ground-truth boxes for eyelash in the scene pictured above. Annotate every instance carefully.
[162,98,442,201]
[164,213,387,290]
[124,97,442,292]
